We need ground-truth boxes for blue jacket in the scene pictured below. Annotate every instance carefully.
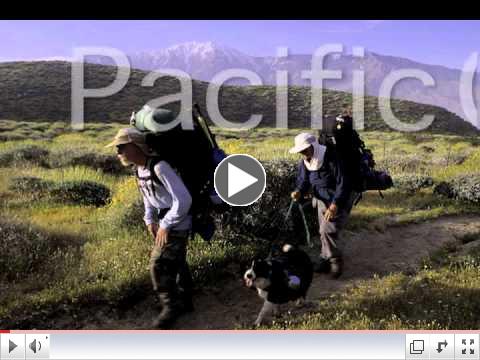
[295,147,353,209]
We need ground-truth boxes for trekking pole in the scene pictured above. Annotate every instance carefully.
[285,199,312,248]
[285,199,295,220]
[297,201,312,248]
[254,199,312,248]
[193,103,218,149]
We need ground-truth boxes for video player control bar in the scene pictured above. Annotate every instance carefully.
[1,332,478,360]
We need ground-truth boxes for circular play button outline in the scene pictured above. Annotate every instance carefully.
[214,154,266,206]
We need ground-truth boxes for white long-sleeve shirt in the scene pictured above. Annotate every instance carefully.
[137,159,192,231]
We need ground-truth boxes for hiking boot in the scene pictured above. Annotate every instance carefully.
[329,257,343,279]
[179,291,194,313]
[152,292,180,329]
[182,297,194,313]
[313,257,331,274]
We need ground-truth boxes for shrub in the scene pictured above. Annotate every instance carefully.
[0,219,73,282]
[394,174,434,193]
[49,180,111,207]
[0,134,28,142]
[432,154,468,167]
[214,159,316,246]
[8,176,54,200]
[376,156,429,174]
[8,176,111,206]
[78,154,128,175]
[434,182,454,199]
[434,174,480,203]
[9,176,52,193]
[0,145,50,167]
[421,146,435,153]
[49,151,130,175]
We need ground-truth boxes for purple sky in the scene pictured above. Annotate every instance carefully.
[1,20,479,70]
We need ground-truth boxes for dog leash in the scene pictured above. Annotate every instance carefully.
[285,199,312,248]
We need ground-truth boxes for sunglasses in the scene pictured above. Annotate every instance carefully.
[116,144,128,154]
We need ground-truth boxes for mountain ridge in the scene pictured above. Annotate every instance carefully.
[0,60,477,136]
[83,41,479,129]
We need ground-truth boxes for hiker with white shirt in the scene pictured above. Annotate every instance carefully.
[106,127,193,329]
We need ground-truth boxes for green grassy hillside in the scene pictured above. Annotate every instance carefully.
[0,61,477,135]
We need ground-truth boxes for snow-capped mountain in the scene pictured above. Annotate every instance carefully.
[86,41,479,127]
[90,41,262,84]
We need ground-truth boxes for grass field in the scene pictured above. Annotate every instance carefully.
[1,120,479,329]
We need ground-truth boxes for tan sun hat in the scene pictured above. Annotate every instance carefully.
[289,133,317,154]
[105,127,151,154]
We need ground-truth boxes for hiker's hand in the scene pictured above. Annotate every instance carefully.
[148,223,159,238]
[291,191,301,201]
[155,227,169,248]
[324,204,338,222]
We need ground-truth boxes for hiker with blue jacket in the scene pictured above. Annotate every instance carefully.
[106,127,194,329]
[289,132,358,278]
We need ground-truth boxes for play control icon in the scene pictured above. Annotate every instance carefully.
[214,154,266,206]
[1,334,25,359]
[9,339,18,353]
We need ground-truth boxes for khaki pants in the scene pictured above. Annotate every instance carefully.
[312,192,359,260]
[149,233,193,298]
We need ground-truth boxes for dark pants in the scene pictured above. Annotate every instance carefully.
[313,192,359,260]
[149,233,193,298]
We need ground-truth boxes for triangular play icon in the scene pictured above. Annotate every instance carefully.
[227,163,258,197]
[9,339,18,353]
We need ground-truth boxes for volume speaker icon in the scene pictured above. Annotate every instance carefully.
[29,339,42,354]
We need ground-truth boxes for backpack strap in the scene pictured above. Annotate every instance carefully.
[135,157,163,198]
[147,157,162,186]
[134,167,147,199]
[137,157,197,219]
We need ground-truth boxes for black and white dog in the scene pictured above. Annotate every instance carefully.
[244,244,314,326]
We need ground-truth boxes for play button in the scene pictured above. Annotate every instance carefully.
[1,334,25,359]
[214,154,266,206]
[9,340,17,353]
[227,163,258,197]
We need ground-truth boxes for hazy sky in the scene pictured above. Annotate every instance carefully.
[1,20,479,70]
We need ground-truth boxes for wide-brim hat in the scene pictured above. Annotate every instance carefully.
[289,132,317,154]
[105,127,151,154]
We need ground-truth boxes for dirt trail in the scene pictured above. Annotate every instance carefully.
[84,215,480,329]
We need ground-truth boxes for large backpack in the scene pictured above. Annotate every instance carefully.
[318,114,393,197]
[131,103,228,241]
